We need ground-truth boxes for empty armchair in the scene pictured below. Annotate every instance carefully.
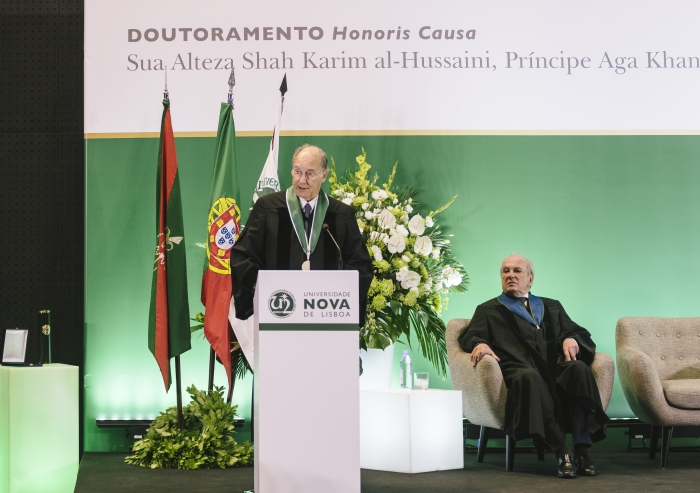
[616,317,700,467]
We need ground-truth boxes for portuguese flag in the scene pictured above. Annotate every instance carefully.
[148,98,191,391]
[201,102,242,389]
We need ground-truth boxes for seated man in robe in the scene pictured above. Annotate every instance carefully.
[230,144,373,325]
[458,254,608,478]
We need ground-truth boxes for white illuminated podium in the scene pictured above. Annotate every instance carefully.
[254,270,360,493]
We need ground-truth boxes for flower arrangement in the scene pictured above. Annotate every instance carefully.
[329,149,468,375]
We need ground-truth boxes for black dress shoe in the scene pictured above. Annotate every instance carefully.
[574,453,597,476]
[557,454,578,478]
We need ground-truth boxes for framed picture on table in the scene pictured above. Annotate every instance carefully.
[1,328,29,365]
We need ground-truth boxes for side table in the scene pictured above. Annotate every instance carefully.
[360,388,463,473]
[0,364,79,493]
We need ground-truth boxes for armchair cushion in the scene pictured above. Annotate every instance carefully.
[661,379,700,410]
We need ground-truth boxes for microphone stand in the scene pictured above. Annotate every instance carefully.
[323,224,344,270]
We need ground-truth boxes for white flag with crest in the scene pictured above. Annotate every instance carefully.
[230,79,285,370]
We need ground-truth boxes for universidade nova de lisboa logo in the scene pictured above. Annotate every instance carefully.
[268,290,296,318]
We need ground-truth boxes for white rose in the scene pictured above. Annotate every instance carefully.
[425,215,434,227]
[414,236,433,256]
[371,190,383,200]
[362,202,370,210]
[408,215,426,235]
[387,233,406,254]
[397,269,421,289]
[396,224,409,237]
[342,197,353,205]
[371,245,383,262]
[380,190,389,199]
[378,209,397,230]
[431,247,441,259]
[442,266,463,287]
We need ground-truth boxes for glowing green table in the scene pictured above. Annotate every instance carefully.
[0,364,79,493]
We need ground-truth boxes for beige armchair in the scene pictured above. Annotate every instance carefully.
[447,318,615,471]
[616,317,700,467]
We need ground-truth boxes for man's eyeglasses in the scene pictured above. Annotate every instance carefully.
[292,169,324,181]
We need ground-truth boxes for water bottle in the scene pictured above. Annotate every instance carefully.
[400,350,413,389]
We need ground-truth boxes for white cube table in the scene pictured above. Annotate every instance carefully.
[0,364,79,493]
[360,388,463,473]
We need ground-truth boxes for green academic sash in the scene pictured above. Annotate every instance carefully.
[285,187,329,265]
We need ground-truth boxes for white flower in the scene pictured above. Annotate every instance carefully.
[371,245,383,262]
[396,267,421,289]
[431,247,441,259]
[408,215,426,235]
[393,198,398,204]
[414,236,433,256]
[405,204,413,213]
[378,209,397,230]
[362,202,370,210]
[333,189,345,197]
[442,267,463,288]
[371,190,383,201]
[380,233,390,244]
[346,192,356,199]
[387,233,406,254]
[410,286,419,296]
[370,231,381,242]
[401,214,409,223]
[342,197,353,205]
[425,215,434,227]
[364,211,376,220]
[424,277,433,292]
[401,255,410,263]
[396,224,409,237]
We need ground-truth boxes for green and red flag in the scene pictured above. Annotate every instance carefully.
[148,98,191,391]
[201,102,242,389]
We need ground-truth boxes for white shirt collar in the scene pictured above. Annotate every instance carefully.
[299,195,319,210]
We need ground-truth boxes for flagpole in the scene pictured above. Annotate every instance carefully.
[164,68,184,431]
[208,348,215,392]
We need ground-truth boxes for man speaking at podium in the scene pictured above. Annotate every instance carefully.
[230,144,373,325]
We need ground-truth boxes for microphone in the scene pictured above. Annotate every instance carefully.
[323,223,344,270]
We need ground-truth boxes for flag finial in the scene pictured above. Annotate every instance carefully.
[227,68,236,107]
[280,74,288,97]
[164,66,169,101]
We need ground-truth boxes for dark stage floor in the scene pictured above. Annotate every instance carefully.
[75,449,700,493]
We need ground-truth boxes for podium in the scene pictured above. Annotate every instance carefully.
[254,270,360,493]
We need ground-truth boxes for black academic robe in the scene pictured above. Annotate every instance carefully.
[230,190,374,325]
[458,297,608,444]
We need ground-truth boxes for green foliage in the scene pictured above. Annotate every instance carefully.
[125,385,253,470]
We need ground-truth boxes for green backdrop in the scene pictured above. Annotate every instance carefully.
[84,133,700,451]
